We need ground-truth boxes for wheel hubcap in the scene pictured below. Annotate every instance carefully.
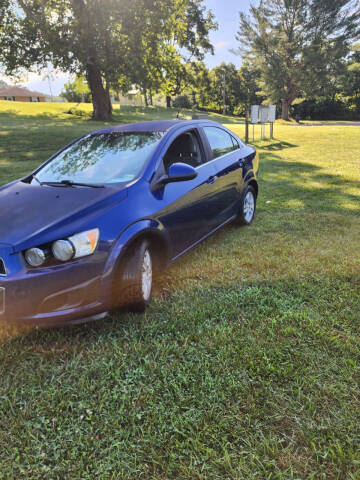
[141,249,152,301]
[244,191,255,222]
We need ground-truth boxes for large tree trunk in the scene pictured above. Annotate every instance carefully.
[281,98,290,121]
[144,89,149,107]
[166,95,171,108]
[86,65,112,121]
[192,90,198,108]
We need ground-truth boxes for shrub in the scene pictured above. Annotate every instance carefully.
[292,96,360,120]
[172,95,192,109]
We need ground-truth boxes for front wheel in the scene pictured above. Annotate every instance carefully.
[236,185,257,225]
[117,239,153,312]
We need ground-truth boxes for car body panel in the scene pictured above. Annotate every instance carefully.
[0,180,129,251]
[0,119,259,325]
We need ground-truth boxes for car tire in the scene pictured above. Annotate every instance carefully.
[236,185,257,225]
[116,239,153,313]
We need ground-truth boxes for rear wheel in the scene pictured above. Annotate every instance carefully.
[236,185,256,225]
[116,239,153,312]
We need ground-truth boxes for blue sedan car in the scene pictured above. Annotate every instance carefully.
[0,120,259,325]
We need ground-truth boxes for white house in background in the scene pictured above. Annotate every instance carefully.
[111,89,167,107]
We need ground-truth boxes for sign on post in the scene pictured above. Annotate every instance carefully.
[247,105,276,139]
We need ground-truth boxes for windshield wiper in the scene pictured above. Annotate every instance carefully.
[32,175,43,186]
[42,180,105,188]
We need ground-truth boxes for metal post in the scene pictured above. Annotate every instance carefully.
[270,122,274,139]
[222,73,226,115]
[46,73,53,102]
[245,108,249,144]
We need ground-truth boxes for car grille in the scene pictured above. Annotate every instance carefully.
[0,258,6,276]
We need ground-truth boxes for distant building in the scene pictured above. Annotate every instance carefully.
[0,86,46,102]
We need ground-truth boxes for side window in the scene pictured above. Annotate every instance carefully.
[163,131,203,172]
[203,127,236,159]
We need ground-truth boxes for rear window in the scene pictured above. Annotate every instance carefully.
[203,127,237,159]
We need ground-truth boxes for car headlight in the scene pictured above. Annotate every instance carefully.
[24,229,100,267]
[68,229,100,259]
[52,239,75,262]
[24,247,46,267]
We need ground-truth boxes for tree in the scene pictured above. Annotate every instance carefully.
[0,0,21,72]
[212,63,244,114]
[13,0,167,120]
[341,43,360,114]
[158,0,217,107]
[186,62,262,115]
[188,62,212,108]
[238,63,263,111]
[6,0,216,120]
[61,75,91,103]
[237,0,360,120]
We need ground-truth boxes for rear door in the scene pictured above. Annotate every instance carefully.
[201,126,245,223]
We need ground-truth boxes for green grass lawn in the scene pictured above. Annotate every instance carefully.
[0,102,359,479]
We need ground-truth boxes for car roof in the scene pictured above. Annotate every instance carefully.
[90,119,222,135]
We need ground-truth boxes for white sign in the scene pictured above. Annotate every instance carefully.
[268,105,276,123]
[250,105,259,124]
[259,105,269,123]
[250,105,276,123]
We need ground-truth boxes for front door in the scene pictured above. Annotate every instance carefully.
[156,130,222,258]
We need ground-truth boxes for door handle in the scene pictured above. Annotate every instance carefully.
[207,175,216,184]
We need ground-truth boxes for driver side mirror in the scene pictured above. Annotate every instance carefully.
[151,162,197,191]
[167,162,197,183]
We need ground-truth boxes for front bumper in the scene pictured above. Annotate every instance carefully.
[0,245,109,326]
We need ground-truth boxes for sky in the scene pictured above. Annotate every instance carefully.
[1,0,253,96]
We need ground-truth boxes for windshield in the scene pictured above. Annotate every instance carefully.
[33,131,164,185]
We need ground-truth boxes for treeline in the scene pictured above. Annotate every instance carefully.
[63,47,360,121]
[61,62,263,117]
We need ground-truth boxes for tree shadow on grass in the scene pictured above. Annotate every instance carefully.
[257,152,360,217]
[258,140,299,151]
[0,110,102,129]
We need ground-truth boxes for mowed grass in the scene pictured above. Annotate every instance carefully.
[0,102,359,479]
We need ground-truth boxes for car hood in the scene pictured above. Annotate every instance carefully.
[0,181,128,250]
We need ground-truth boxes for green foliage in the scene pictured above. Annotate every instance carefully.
[293,95,360,120]
[61,76,91,103]
[0,0,20,72]
[172,95,192,109]
[0,104,359,478]
[156,1,217,101]
[293,42,360,120]
[237,0,360,119]
[340,43,360,115]
[188,62,262,115]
